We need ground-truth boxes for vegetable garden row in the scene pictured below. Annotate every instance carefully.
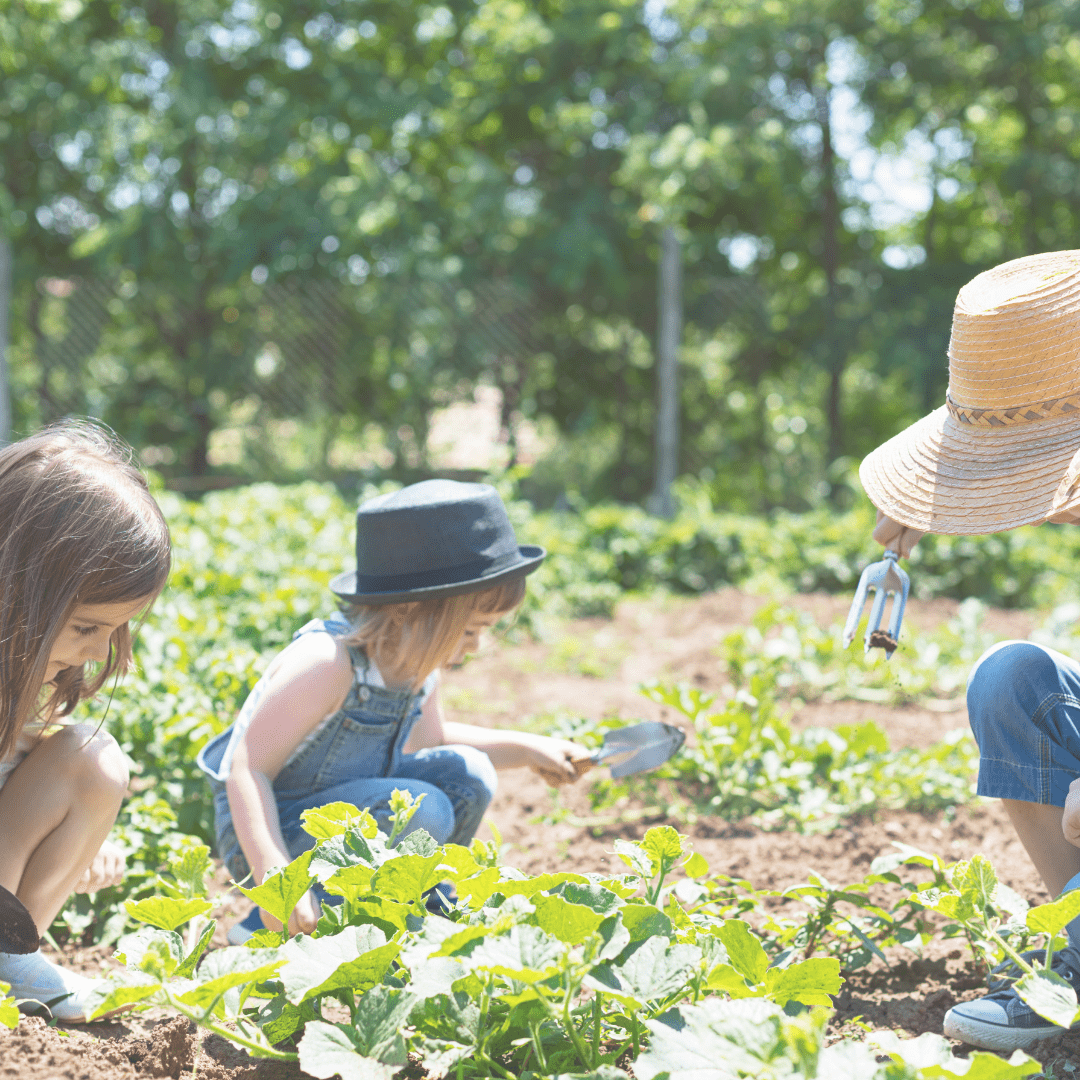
[6,479,1080,1076]
[79,814,1064,1079]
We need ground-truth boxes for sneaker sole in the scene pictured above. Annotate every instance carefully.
[944,1010,1066,1052]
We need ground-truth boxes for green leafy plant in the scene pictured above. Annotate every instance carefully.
[561,677,977,831]
[899,853,1080,1030]
[84,814,1055,1078]
[0,983,21,1030]
[720,599,995,708]
[636,1001,1040,1080]
[87,817,847,1076]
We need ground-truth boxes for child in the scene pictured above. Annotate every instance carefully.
[199,479,589,941]
[0,422,171,1021]
[859,250,1080,1051]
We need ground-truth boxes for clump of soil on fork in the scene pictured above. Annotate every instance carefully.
[868,628,898,654]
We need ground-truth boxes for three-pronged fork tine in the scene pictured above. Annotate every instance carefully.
[842,569,872,648]
[841,550,911,659]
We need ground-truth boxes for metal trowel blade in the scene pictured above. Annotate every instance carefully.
[595,721,686,779]
[0,884,39,954]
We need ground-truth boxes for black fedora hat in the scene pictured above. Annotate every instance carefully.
[330,479,546,605]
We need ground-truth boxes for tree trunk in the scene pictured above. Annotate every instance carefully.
[0,240,11,444]
[817,84,843,465]
[649,226,682,518]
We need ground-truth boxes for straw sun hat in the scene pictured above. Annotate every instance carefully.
[861,250,1080,535]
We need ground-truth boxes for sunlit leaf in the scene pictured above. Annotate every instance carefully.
[237,849,316,927]
[1026,890,1080,937]
[763,957,842,1007]
[534,893,606,944]
[368,852,443,903]
[300,803,377,841]
[280,926,399,1005]
[86,977,162,1021]
[124,896,213,933]
[642,826,686,869]
[1014,969,1080,1029]
[297,1021,396,1080]
[715,920,768,985]
[613,839,654,878]
[177,949,284,1013]
[635,998,784,1079]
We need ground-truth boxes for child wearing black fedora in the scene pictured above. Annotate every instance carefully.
[198,479,589,941]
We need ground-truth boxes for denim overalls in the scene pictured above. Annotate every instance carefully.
[197,615,498,880]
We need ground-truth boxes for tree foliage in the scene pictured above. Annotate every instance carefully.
[5,0,1078,507]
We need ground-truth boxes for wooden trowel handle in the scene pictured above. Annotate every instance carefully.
[570,754,596,778]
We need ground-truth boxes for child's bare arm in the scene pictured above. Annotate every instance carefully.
[1063,778,1080,847]
[225,635,352,933]
[226,744,294,884]
[407,684,586,785]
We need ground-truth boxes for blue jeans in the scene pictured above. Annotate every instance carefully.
[276,744,496,862]
[968,641,1080,807]
[218,743,497,883]
[969,642,1080,946]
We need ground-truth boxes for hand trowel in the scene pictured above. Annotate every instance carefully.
[0,884,39,954]
[570,721,686,779]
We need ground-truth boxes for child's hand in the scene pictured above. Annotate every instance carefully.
[260,891,321,936]
[526,736,590,786]
[74,839,126,893]
[1064,778,1080,847]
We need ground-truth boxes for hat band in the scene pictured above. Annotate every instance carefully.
[946,390,1080,427]
[352,549,524,595]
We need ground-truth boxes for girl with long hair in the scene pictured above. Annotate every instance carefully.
[0,422,171,1020]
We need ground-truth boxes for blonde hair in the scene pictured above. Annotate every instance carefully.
[0,422,171,759]
[342,576,526,689]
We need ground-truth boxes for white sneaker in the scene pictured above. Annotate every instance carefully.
[227,907,264,946]
[0,949,99,1022]
[226,922,254,946]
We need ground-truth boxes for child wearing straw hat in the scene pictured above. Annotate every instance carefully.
[860,250,1080,1052]
[198,479,589,944]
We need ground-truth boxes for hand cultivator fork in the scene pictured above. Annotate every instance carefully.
[842,549,910,659]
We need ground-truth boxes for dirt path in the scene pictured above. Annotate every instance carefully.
[10,588,1077,1078]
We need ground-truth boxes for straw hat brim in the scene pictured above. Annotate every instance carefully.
[860,405,1080,534]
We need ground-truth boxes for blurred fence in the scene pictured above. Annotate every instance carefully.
[11,272,544,482]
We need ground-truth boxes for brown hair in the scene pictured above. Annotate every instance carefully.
[0,421,172,758]
[342,575,527,690]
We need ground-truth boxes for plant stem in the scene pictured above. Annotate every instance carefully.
[159,992,298,1061]
[472,976,515,1079]
[978,924,1038,979]
[529,1018,548,1072]
[649,857,673,905]
[474,1047,514,1079]
[546,984,592,1070]
[592,993,602,1062]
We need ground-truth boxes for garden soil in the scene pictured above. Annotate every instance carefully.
[6,588,1077,1078]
